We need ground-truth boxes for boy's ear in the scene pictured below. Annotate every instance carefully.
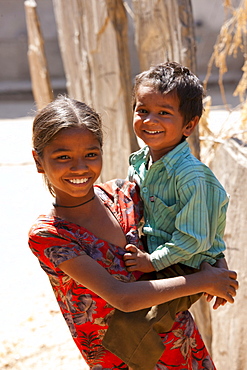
[32,149,44,173]
[183,116,200,137]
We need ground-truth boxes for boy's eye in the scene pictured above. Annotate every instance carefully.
[159,111,169,115]
[137,108,148,114]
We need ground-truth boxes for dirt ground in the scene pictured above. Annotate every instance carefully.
[0,116,89,369]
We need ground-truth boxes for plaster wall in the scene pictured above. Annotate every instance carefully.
[0,0,243,92]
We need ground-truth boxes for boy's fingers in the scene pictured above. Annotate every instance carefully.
[123,253,132,260]
[124,259,135,266]
[123,252,137,261]
[125,244,137,253]
[126,265,136,272]
[124,259,138,271]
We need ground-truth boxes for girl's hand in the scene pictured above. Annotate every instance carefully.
[204,294,227,310]
[123,244,155,273]
[200,261,239,305]
[204,258,229,309]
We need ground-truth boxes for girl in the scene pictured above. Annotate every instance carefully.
[29,96,238,370]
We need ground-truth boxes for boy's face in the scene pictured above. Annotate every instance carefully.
[133,85,197,162]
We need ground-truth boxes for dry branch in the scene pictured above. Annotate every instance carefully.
[204,0,247,112]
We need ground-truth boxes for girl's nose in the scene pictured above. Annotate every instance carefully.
[70,158,88,172]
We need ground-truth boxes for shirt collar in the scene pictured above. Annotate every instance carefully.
[159,140,191,176]
[130,145,150,167]
[130,141,191,177]
[130,140,190,176]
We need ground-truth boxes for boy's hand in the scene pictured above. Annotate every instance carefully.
[123,244,155,273]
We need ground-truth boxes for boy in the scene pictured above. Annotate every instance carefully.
[103,62,229,370]
[124,61,228,279]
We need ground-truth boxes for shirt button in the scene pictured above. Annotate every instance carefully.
[151,236,156,241]
[142,187,148,193]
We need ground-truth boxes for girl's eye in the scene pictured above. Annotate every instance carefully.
[159,111,168,115]
[57,155,70,160]
[86,153,97,158]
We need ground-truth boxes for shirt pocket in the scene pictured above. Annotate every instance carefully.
[151,196,179,235]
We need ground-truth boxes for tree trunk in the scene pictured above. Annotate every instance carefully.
[52,0,138,182]
[24,0,53,110]
[132,0,200,159]
[207,138,247,370]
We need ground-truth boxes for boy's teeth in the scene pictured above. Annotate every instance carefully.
[145,130,161,133]
[69,178,88,184]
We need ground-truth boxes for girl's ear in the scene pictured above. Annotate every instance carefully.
[183,116,200,137]
[32,149,44,173]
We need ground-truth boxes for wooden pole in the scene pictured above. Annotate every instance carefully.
[132,0,200,159]
[52,0,138,181]
[24,0,54,110]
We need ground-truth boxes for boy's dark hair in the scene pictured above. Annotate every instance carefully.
[132,61,205,125]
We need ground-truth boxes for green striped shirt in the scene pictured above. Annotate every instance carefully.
[128,141,228,271]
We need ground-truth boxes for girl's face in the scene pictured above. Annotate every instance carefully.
[33,127,102,205]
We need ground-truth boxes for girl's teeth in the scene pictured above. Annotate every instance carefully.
[69,178,88,184]
[145,130,161,134]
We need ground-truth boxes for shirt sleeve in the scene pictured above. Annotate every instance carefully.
[150,179,228,271]
[28,222,87,272]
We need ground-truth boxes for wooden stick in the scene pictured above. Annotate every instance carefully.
[24,0,54,109]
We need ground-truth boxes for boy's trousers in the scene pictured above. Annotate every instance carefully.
[102,263,202,370]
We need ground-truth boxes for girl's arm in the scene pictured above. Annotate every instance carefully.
[59,255,238,312]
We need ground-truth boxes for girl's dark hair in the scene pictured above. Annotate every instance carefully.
[32,95,103,195]
[132,61,205,125]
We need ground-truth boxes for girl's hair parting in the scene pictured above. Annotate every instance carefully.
[132,61,205,125]
[33,95,103,156]
[32,95,103,196]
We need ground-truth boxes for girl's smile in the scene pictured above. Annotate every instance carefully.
[67,178,89,184]
[33,126,102,206]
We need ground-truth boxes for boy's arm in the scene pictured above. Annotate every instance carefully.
[127,159,228,274]
[124,182,228,273]
[147,181,228,272]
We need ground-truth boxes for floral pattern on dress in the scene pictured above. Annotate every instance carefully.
[29,180,215,370]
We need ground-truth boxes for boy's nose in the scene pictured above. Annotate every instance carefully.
[144,113,158,124]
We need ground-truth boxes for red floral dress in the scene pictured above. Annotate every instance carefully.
[28,180,216,370]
